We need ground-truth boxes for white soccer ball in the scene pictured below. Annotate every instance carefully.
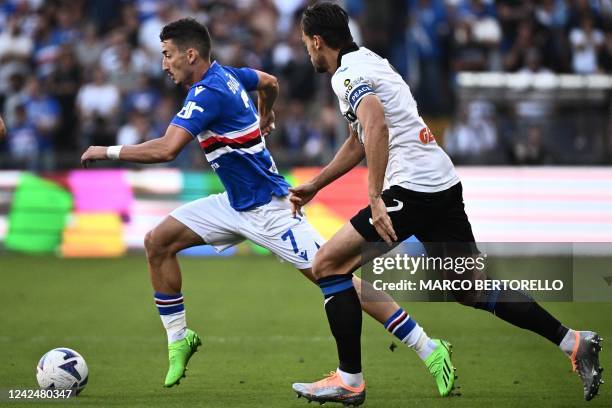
[36,348,89,394]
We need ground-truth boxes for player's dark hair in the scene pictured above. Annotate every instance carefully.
[160,18,211,59]
[301,2,353,49]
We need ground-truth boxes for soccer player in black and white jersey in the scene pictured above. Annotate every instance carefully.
[290,3,603,405]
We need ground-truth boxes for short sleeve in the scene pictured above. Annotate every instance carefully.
[223,66,259,92]
[170,87,220,137]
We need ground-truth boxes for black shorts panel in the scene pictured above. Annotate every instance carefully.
[349,182,476,244]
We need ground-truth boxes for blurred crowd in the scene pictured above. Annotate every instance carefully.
[0,0,611,171]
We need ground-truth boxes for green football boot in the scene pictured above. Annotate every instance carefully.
[425,339,456,397]
[164,329,202,387]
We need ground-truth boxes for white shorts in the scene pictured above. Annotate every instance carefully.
[170,193,324,269]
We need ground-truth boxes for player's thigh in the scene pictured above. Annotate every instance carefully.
[146,215,204,254]
[169,193,244,252]
[250,216,323,270]
[240,197,324,270]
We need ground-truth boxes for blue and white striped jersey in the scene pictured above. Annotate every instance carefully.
[171,62,289,211]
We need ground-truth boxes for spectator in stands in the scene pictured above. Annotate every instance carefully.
[275,100,322,166]
[48,44,82,152]
[23,78,60,167]
[138,2,178,75]
[2,72,28,130]
[512,125,552,165]
[117,111,156,146]
[75,23,104,70]
[108,43,146,95]
[598,30,612,72]
[519,47,552,73]
[124,73,160,116]
[444,100,499,164]
[7,103,41,170]
[76,67,120,148]
[407,0,451,115]
[569,15,604,74]
[0,15,33,62]
[503,20,537,71]
[100,29,148,77]
[31,14,62,78]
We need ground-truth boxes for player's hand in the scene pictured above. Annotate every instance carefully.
[260,110,276,136]
[289,182,318,217]
[80,146,107,168]
[370,197,397,244]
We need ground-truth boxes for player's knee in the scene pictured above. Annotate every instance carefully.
[312,246,337,280]
[144,229,171,261]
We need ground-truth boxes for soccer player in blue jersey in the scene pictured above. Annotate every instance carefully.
[81,18,454,392]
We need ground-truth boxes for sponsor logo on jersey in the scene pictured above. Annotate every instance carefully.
[342,76,367,100]
[194,86,205,96]
[419,127,436,144]
[177,101,204,119]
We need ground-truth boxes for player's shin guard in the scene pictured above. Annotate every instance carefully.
[318,274,363,374]
[475,289,568,345]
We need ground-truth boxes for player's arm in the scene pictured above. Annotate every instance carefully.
[80,125,192,167]
[357,94,396,243]
[227,66,278,135]
[310,127,364,190]
[254,70,279,135]
[289,127,364,215]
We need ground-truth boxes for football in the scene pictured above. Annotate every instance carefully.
[36,348,89,394]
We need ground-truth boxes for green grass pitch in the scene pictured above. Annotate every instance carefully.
[1,254,610,407]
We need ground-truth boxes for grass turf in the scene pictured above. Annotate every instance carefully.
[1,254,610,407]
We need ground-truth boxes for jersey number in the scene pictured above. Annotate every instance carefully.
[241,90,250,109]
[282,229,309,261]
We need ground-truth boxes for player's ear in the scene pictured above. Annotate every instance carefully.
[186,48,197,64]
[313,35,322,50]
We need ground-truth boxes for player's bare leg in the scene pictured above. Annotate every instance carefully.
[145,216,204,294]
[144,216,204,387]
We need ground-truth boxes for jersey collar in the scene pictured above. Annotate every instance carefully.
[336,42,360,70]
[192,61,219,89]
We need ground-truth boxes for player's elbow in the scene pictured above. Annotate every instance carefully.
[366,121,389,141]
[270,75,279,91]
[259,72,279,92]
